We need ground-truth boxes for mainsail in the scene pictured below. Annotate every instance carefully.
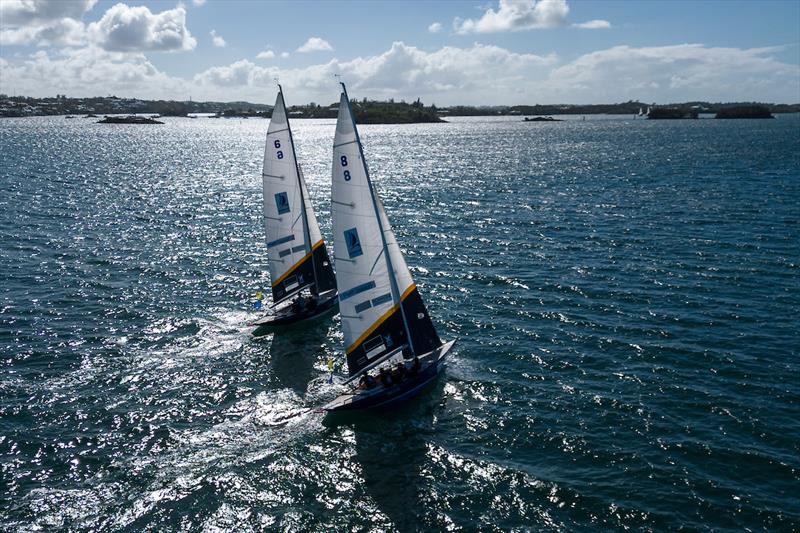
[331,84,441,377]
[263,87,336,305]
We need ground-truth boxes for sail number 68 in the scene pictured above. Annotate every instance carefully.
[274,139,283,159]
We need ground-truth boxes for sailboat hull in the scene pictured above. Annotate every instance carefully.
[251,292,338,335]
[322,340,455,412]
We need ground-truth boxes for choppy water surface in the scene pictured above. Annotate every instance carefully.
[1,114,799,531]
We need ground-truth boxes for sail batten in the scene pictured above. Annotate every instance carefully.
[262,87,336,303]
[331,84,441,377]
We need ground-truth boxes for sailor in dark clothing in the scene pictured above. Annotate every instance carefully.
[393,363,407,382]
[378,367,393,387]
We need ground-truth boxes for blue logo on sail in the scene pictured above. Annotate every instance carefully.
[344,228,363,258]
[275,192,290,214]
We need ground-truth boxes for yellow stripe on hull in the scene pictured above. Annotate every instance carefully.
[271,239,325,288]
[345,284,416,354]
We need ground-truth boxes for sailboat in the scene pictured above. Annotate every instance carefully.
[322,83,455,412]
[250,86,338,332]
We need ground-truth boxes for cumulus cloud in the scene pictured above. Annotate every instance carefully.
[573,19,611,29]
[454,0,570,33]
[194,41,555,103]
[0,0,96,26]
[88,4,196,52]
[0,46,187,98]
[1,17,86,46]
[428,22,442,33]
[210,29,226,47]
[546,44,800,102]
[0,0,95,45]
[257,49,276,59]
[296,37,333,53]
[2,38,797,105]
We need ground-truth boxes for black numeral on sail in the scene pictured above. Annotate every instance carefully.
[274,140,281,148]
[343,170,351,181]
[340,156,348,167]
[276,150,284,159]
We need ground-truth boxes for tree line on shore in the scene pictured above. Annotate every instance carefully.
[1,94,798,122]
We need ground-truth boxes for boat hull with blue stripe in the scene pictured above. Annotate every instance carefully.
[322,340,455,412]
[250,289,338,335]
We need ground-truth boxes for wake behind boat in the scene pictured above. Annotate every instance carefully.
[322,83,455,413]
[251,86,337,334]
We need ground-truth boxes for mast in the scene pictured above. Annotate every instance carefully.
[339,82,416,355]
[280,84,319,297]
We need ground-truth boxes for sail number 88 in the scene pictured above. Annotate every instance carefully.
[341,155,351,181]
[274,140,283,159]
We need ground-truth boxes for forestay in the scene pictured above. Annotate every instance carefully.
[263,88,335,304]
[331,86,440,377]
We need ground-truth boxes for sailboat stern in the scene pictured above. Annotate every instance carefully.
[323,339,456,413]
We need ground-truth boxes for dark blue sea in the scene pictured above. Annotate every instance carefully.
[1,113,798,532]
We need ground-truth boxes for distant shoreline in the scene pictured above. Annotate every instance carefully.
[2,94,798,122]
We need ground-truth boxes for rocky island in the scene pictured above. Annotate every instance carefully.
[98,115,163,124]
[647,107,699,119]
[523,116,562,122]
[715,105,774,119]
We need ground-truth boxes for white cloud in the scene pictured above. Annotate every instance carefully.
[87,4,196,52]
[428,22,442,33]
[193,41,555,103]
[210,29,226,47]
[257,49,275,59]
[1,17,86,46]
[195,59,263,87]
[296,37,333,53]
[0,0,95,46]
[281,51,290,58]
[573,19,610,29]
[454,0,570,34]
[2,39,797,105]
[546,44,800,103]
[0,46,187,98]
[192,0,206,5]
[0,0,96,26]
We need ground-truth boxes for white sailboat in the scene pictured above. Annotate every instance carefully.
[323,83,455,412]
[251,86,337,332]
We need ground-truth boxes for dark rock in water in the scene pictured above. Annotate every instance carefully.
[523,116,562,122]
[98,115,163,124]
[647,108,699,120]
[715,105,774,119]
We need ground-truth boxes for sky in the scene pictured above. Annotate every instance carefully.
[1,0,799,105]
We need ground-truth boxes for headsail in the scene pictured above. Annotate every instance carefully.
[263,87,336,304]
[331,85,440,377]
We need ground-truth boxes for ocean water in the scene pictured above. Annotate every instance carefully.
[1,113,798,532]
